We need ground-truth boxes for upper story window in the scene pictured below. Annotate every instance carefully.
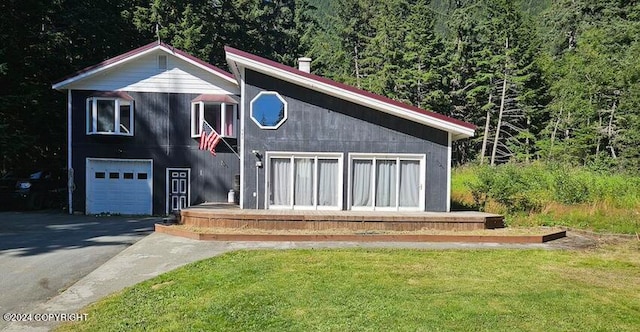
[86,92,134,136]
[190,95,238,138]
[250,91,287,129]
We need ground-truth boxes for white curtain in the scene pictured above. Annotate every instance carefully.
[352,160,372,207]
[375,160,397,207]
[318,159,338,206]
[294,158,314,205]
[399,160,420,207]
[270,158,291,206]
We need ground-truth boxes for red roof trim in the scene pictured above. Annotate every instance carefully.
[166,43,235,80]
[53,42,234,87]
[224,46,475,131]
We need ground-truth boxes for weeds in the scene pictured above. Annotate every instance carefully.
[453,162,640,234]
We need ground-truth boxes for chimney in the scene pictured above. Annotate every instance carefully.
[298,57,312,73]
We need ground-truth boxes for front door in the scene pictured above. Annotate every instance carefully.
[166,168,190,214]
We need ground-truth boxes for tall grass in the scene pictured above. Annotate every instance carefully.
[452,163,640,234]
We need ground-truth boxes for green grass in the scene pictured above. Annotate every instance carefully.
[58,245,640,332]
[452,164,640,234]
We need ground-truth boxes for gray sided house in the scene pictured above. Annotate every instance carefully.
[53,43,241,215]
[54,42,475,216]
[225,47,475,212]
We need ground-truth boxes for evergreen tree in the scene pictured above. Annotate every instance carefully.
[335,0,377,87]
[444,0,546,164]
[3,0,640,173]
[538,1,640,171]
[132,0,316,68]
[399,0,449,112]
[0,0,144,172]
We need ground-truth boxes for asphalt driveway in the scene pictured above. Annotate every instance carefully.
[0,210,158,330]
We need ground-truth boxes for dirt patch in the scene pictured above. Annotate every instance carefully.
[547,230,639,250]
[545,232,599,249]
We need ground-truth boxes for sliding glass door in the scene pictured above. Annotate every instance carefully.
[350,154,425,211]
[268,153,342,210]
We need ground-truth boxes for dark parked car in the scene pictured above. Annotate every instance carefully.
[0,169,67,210]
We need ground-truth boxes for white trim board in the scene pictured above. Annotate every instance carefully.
[239,69,246,209]
[447,133,452,212]
[67,90,73,214]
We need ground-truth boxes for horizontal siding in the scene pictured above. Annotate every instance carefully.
[67,50,239,94]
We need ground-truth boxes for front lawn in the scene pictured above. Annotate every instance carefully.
[58,242,640,331]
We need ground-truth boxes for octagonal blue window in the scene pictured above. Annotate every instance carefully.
[250,91,287,129]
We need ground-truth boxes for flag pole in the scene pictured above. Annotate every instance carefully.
[202,121,241,159]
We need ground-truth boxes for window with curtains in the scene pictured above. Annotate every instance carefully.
[191,101,237,138]
[349,154,425,211]
[267,153,343,210]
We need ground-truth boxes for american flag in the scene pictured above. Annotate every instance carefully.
[199,123,221,156]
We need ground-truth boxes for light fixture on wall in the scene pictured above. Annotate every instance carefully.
[251,150,263,161]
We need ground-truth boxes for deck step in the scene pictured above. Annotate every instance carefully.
[180,207,504,231]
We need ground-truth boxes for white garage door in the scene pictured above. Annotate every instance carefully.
[86,159,153,215]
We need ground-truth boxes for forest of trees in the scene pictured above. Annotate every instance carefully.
[2,0,639,174]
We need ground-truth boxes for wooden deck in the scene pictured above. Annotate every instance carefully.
[180,203,504,231]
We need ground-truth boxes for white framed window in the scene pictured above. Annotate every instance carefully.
[191,101,237,138]
[266,152,343,210]
[250,91,288,129]
[86,97,134,136]
[348,153,425,211]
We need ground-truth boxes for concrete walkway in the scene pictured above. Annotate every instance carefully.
[2,231,589,331]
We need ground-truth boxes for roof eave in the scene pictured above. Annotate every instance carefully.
[225,50,475,139]
[166,45,238,86]
[52,42,238,90]
[52,43,161,90]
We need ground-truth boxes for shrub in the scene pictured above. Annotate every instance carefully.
[552,168,590,204]
[464,162,640,213]
[467,163,548,213]
[455,162,640,234]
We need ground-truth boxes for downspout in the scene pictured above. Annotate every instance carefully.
[251,150,263,210]
[239,71,246,209]
[446,132,452,212]
[67,90,73,214]
[256,161,259,209]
